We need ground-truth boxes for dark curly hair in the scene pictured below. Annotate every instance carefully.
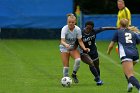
[85,21,94,27]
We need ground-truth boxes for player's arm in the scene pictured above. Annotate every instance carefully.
[77,28,90,52]
[116,11,120,27]
[127,11,131,26]
[124,7,131,26]
[107,31,118,55]
[107,41,115,55]
[95,27,118,34]
[78,38,90,52]
[61,38,70,48]
[102,27,118,30]
[60,28,70,48]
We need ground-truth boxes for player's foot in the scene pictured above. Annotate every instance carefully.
[127,83,133,92]
[139,89,140,93]
[71,74,79,83]
[96,80,103,86]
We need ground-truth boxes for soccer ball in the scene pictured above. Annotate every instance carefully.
[61,77,72,87]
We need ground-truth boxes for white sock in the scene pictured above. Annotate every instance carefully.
[73,58,81,72]
[63,67,69,77]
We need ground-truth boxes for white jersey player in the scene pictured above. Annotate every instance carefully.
[59,13,89,83]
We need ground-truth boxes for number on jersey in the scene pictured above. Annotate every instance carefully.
[125,33,133,43]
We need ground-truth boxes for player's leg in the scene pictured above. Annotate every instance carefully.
[122,61,140,92]
[70,49,81,83]
[94,59,100,76]
[60,52,70,77]
[93,59,103,85]
[124,73,133,92]
[91,52,100,76]
[89,53,103,85]
[80,53,93,65]
[80,53,102,85]
[89,64,103,86]
[125,62,137,92]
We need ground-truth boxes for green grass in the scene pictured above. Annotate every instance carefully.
[0,40,140,93]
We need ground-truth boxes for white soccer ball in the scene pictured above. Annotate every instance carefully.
[61,77,72,87]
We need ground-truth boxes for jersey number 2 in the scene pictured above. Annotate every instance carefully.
[125,33,133,43]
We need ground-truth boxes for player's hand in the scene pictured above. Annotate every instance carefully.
[65,44,70,48]
[84,48,90,53]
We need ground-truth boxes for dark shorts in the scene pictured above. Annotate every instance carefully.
[119,47,139,63]
[88,51,99,61]
[121,56,139,63]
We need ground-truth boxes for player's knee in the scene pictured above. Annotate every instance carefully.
[94,59,99,65]
[75,58,81,61]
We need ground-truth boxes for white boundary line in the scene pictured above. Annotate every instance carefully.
[98,51,140,76]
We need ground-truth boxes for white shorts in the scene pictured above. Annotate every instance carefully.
[59,44,75,52]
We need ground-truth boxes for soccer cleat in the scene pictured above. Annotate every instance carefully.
[71,74,79,83]
[96,80,103,86]
[127,83,133,92]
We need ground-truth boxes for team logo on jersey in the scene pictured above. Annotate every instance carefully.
[83,35,95,42]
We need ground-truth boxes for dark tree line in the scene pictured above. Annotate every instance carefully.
[74,0,140,14]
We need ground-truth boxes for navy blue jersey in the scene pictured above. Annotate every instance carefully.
[82,27,117,54]
[112,28,140,60]
[82,29,96,54]
[136,33,140,43]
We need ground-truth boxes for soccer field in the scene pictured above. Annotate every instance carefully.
[0,40,140,93]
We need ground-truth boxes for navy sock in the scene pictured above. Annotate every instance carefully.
[129,76,140,90]
[95,67,100,76]
[89,66,100,81]
[94,59,100,76]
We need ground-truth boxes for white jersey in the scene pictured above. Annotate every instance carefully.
[59,25,82,52]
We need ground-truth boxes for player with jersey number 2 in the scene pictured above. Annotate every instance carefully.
[107,18,140,93]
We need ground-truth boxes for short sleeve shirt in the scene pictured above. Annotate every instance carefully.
[61,25,82,45]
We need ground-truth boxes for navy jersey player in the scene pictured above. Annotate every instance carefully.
[80,21,117,85]
[107,18,140,92]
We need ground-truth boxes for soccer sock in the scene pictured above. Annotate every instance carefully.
[128,76,140,90]
[73,58,81,74]
[95,67,100,76]
[63,67,69,77]
[94,60,100,76]
[89,65,100,81]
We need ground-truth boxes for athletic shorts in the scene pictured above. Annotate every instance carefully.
[88,51,99,61]
[121,56,139,63]
[59,44,75,52]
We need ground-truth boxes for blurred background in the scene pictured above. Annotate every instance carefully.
[74,0,140,14]
[0,0,139,40]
